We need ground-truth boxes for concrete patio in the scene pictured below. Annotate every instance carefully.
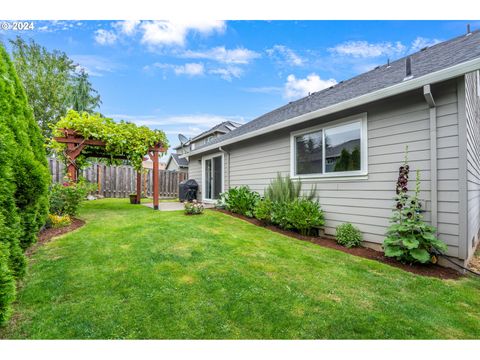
[142,201,214,211]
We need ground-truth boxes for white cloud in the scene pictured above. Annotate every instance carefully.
[209,66,243,81]
[94,29,117,45]
[108,113,245,129]
[140,20,225,48]
[410,37,442,53]
[182,46,260,64]
[114,20,140,36]
[148,62,205,77]
[71,55,121,77]
[328,40,406,58]
[284,73,337,100]
[266,45,304,66]
[174,63,205,76]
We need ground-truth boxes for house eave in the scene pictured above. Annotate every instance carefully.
[183,57,480,158]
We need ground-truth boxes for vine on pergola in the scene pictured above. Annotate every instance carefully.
[51,110,169,171]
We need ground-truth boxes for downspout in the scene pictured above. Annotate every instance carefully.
[219,146,230,191]
[423,84,438,230]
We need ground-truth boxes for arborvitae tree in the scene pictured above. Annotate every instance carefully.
[350,147,361,170]
[334,148,351,172]
[0,42,50,325]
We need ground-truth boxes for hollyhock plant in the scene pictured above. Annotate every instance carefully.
[383,147,447,264]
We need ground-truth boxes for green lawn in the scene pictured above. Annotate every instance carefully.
[1,199,479,339]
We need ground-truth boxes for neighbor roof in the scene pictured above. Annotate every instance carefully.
[190,120,243,142]
[189,30,480,155]
[168,153,189,168]
[173,120,243,150]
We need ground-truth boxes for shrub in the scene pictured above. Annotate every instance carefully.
[220,186,260,217]
[47,214,72,228]
[184,200,204,215]
[336,223,362,248]
[383,153,447,264]
[0,43,49,324]
[254,199,273,224]
[265,173,316,203]
[49,177,96,217]
[283,199,325,236]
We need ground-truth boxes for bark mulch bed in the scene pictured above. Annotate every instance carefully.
[214,209,462,280]
[26,218,85,257]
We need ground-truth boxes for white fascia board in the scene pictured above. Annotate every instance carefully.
[184,58,480,158]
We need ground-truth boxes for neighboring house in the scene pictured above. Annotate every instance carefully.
[166,153,189,171]
[142,159,166,170]
[167,120,242,171]
[184,31,480,268]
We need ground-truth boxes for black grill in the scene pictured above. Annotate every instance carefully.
[179,179,199,202]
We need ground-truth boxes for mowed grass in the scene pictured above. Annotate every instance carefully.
[1,199,479,339]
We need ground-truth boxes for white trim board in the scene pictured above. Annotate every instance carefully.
[201,152,224,203]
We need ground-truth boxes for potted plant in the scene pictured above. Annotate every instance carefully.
[129,193,138,204]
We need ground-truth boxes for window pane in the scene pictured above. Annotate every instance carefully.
[295,130,323,175]
[325,122,361,172]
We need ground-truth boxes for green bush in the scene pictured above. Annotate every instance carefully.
[184,200,204,215]
[49,178,96,217]
[254,199,273,224]
[220,186,260,217]
[0,43,49,325]
[383,155,447,264]
[265,173,316,203]
[283,199,325,236]
[336,223,362,248]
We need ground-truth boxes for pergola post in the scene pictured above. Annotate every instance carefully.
[136,171,142,204]
[152,147,159,210]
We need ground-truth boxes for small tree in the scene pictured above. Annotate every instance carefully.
[383,149,447,264]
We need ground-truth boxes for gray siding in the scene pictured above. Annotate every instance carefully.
[190,80,463,258]
[466,71,480,259]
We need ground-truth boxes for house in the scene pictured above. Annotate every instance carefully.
[165,153,189,171]
[166,120,242,171]
[183,30,480,268]
[142,159,166,170]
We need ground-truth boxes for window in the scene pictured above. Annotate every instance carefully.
[291,114,367,178]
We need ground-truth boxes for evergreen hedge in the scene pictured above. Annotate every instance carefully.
[0,43,50,325]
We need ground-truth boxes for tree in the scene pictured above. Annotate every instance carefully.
[334,148,351,172]
[9,36,75,140]
[0,43,50,325]
[69,68,102,113]
[9,37,102,141]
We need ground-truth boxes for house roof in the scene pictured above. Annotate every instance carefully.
[190,120,243,142]
[188,30,480,156]
[172,120,242,150]
[168,153,189,168]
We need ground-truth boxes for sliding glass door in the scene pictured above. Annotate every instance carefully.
[203,154,223,201]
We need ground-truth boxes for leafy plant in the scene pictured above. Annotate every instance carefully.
[265,173,316,203]
[283,199,325,236]
[220,186,260,217]
[336,223,362,248]
[49,177,96,217]
[383,151,447,264]
[47,214,72,228]
[51,110,169,171]
[254,199,273,224]
[184,200,204,215]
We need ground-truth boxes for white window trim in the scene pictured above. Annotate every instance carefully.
[201,152,224,203]
[290,113,368,180]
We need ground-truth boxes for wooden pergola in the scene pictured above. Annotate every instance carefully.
[54,129,166,210]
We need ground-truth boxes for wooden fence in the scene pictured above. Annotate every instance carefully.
[48,157,188,198]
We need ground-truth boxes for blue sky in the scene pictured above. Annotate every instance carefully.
[0,20,474,158]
